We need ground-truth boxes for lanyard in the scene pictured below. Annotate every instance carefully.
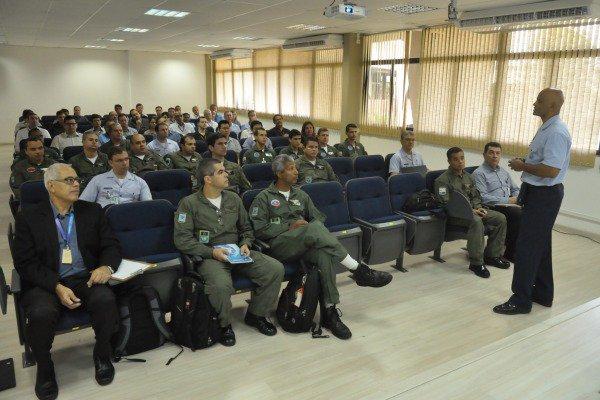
[55,213,74,247]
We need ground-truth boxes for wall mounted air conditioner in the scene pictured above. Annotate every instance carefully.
[282,34,343,51]
[209,48,253,60]
[457,0,597,33]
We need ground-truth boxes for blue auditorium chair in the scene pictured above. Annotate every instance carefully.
[202,149,237,164]
[19,181,49,210]
[425,169,445,192]
[345,177,407,271]
[270,136,289,149]
[142,169,192,207]
[62,145,83,161]
[388,173,446,256]
[301,181,362,273]
[354,155,387,179]
[324,157,355,185]
[464,165,478,174]
[242,163,275,189]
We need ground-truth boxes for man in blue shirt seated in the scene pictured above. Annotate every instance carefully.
[389,129,425,176]
[473,142,521,262]
[13,163,122,399]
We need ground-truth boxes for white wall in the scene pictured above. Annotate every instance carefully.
[0,45,206,142]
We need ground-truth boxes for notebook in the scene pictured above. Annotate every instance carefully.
[110,259,157,282]
[214,244,253,264]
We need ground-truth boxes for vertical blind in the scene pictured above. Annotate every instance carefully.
[214,48,343,128]
[417,21,600,166]
[359,31,413,137]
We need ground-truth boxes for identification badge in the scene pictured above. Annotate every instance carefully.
[254,152,259,157]
[251,206,259,217]
[62,247,73,264]
[198,230,210,244]
[347,145,353,150]
[290,199,301,206]
[270,217,281,224]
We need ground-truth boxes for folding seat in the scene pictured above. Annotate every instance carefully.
[425,169,446,192]
[202,150,237,163]
[19,181,49,210]
[142,169,192,207]
[354,155,387,179]
[301,181,362,273]
[401,165,427,177]
[324,157,354,185]
[388,173,446,256]
[464,165,478,174]
[345,177,407,270]
[62,145,83,162]
[270,136,289,149]
[384,153,394,176]
[242,163,275,189]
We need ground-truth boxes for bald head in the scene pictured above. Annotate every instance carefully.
[534,88,564,121]
[130,133,147,156]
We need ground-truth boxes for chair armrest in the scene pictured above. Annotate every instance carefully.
[10,269,21,294]
[351,217,380,231]
[251,239,271,252]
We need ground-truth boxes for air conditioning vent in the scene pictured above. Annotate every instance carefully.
[282,34,343,51]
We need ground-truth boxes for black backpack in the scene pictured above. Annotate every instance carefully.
[169,272,221,350]
[276,262,321,333]
[403,189,438,213]
[111,286,171,359]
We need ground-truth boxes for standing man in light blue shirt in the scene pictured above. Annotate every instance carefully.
[80,147,152,208]
[494,88,571,315]
[474,141,521,261]
[389,129,425,176]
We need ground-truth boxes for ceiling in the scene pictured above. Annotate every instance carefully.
[0,0,567,53]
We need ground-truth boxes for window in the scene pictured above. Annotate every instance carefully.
[360,31,412,137]
[214,47,343,127]
[417,21,600,166]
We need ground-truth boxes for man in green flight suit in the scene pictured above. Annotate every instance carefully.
[174,158,284,347]
[242,128,276,165]
[335,123,367,158]
[434,147,510,279]
[165,134,202,189]
[317,128,341,159]
[249,155,392,340]
[207,133,251,193]
[296,136,338,184]
[128,133,170,174]
[10,138,56,199]
[278,130,303,160]
[69,131,109,191]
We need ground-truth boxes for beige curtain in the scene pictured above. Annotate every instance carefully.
[214,47,343,128]
[417,21,600,166]
[359,31,411,138]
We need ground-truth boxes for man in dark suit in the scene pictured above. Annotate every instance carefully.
[14,163,122,400]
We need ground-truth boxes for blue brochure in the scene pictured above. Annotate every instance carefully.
[214,244,253,264]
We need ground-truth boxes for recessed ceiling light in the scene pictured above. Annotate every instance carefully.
[99,38,124,42]
[233,36,261,41]
[197,44,220,48]
[145,8,189,18]
[379,4,438,14]
[116,27,149,33]
[84,45,107,49]
[287,24,326,31]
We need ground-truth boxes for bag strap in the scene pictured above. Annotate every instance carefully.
[140,286,172,341]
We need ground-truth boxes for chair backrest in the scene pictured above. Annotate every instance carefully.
[464,165,478,174]
[346,177,393,221]
[301,181,351,229]
[274,146,287,155]
[105,200,179,263]
[44,138,53,148]
[242,163,274,189]
[240,137,247,146]
[400,165,427,177]
[195,140,208,154]
[354,155,386,179]
[425,169,446,192]
[225,149,238,164]
[324,157,354,185]
[202,150,210,159]
[19,181,49,208]
[388,173,425,212]
[62,146,83,162]
[40,115,54,130]
[239,148,248,161]
[241,189,263,211]
[142,169,192,207]
[270,136,290,148]
[144,134,155,144]
[384,153,395,175]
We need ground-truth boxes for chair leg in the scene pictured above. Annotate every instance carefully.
[429,245,446,263]
[22,345,36,368]
[392,253,407,272]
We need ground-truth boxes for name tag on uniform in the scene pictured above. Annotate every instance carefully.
[62,247,73,264]
[198,230,210,243]
[317,165,324,170]
[270,217,281,224]
[290,199,301,206]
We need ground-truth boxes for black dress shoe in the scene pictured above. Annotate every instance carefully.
[220,325,236,347]
[322,306,352,340]
[352,263,392,287]
[94,357,115,386]
[35,361,58,400]
[493,301,531,315]
[469,264,490,278]
[244,312,277,336]
[484,257,510,269]
[531,295,553,307]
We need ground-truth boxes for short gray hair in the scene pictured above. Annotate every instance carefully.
[44,163,72,189]
[400,129,415,140]
[272,154,295,175]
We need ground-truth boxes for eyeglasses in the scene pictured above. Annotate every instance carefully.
[53,177,81,186]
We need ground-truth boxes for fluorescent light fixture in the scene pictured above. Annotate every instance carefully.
[379,4,438,14]
[116,27,149,33]
[233,36,260,40]
[287,24,326,31]
[84,45,107,49]
[0,34,6,44]
[145,8,189,18]
[197,44,220,48]
[99,38,124,42]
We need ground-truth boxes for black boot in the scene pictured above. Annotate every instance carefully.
[352,263,392,287]
[484,257,510,269]
[469,264,490,278]
[35,359,58,400]
[220,325,236,346]
[94,356,115,386]
[244,312,277,336]
[322,306,352,340]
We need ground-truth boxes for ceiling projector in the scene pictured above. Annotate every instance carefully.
[324,3,366,19]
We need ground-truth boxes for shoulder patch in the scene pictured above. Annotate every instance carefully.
[270,199,280,208]
[438,187,447,196]
[177,213,187,223]
[251,206,259,217]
